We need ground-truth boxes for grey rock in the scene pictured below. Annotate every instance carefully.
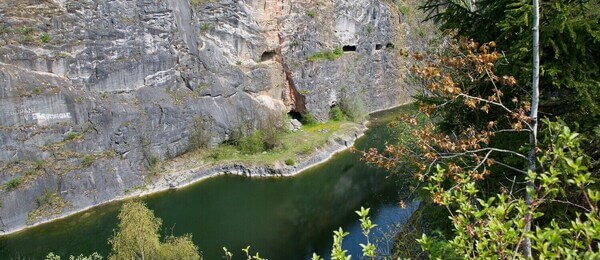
[288,119,302,132]
[0,0,422,234]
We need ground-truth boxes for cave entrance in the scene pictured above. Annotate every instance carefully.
[375,44,383,50]
[288,110,303,121]
[386,43,395,49]
[261,51,277,62]
[342,45,357,52]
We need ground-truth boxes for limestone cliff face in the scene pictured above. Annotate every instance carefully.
[0,0,415,233]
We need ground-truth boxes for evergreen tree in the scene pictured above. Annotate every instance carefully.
[422,0,600,133]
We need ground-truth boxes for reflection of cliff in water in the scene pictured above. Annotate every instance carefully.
[276,159,389,241]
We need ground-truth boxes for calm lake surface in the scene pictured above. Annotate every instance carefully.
[0,106,417,259]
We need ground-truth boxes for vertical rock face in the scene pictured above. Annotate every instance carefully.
[0,0,416,233]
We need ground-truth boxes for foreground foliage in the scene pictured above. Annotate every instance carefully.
[385,1,600,257]
[45,252,103,260]
[108,201,200,259]
[362,34,599,257]
[418,121,599,258]
[46,201,201,260]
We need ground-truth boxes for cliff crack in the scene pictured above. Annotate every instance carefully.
[277,34,305,114]
[158,105,165,126]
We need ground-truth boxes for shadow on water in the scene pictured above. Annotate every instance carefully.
[0,105,417,259]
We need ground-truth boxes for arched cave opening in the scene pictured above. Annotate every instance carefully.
[261,51,277,62]
[288,110,303,121]
[386,43,395,49]
[375,44,383,50]
[342,45,357,52]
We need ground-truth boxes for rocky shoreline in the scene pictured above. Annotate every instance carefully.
[0,122,369,236]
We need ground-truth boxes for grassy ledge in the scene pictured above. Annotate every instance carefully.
[156,120,361,175]
[307,47,343,62]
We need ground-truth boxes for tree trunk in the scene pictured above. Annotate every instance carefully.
[524,0,540,258]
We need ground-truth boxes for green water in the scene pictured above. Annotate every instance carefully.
[0,106,416,259]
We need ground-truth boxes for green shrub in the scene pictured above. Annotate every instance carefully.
[333,47,343,55]
[40,33,50,43]
[285,158,295,166]
[224,112,288,155]
[34,159,45,170]
[329,106,347,121]
[65,132,80,141]
[81,155,94,167]
[17,26,33,35]
[306,10,316,18]
[307,47,343,62]
[36,192,61,207]
[149,155,159,168]
[238,131,265,154]
[16,28,35,44]
[259,112,288,150]
[199,23,212,32]
[5,177,23,190]
[301,112,319,126]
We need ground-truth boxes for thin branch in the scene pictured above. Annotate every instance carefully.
[500,51,510,65]
[424,158,439,177]
[580,186,595,212]
[485,68,505,106]
[473,150,493,172]
[549,199,591,213]
[437,147,528,161]
[436,100,453,108]
[510,175,517,195]
[493,128,531,133]
[457,93,513,114]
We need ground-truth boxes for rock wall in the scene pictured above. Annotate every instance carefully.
[0,0,417,233]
